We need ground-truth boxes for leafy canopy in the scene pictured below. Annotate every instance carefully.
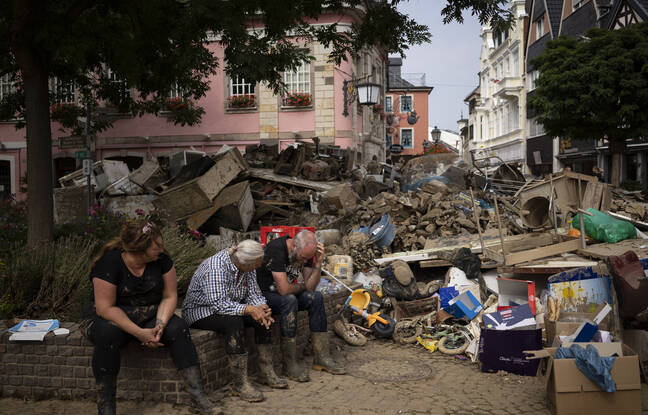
[528,22,648,142]
[0,0,513,132]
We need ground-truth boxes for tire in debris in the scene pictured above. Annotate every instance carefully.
[333,319,367,347]
[392,321,422,345]
[372,314,396,339]
[437,335,469,355]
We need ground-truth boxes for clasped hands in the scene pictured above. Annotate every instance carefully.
[137,319,165,348]
[245,304,274,329]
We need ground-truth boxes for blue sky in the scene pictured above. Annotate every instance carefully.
[396,0,482,133]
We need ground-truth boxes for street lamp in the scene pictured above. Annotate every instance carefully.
[342,79,380,116]
[430,125,441,144]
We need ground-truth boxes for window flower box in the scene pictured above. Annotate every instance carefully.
[283,92,311,107]
[228,94,256,109]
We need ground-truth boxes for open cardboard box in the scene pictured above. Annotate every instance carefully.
[525,342,641,415]
[545,303,611,346]
[497,278,536,315]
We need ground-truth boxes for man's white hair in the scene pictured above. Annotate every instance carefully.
[231,239,264,265]
[293,230,317,252]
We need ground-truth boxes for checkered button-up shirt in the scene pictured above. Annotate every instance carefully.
[182,250,266,326]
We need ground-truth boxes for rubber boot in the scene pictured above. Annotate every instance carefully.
[312,332,346,375]
[257,344,288,389]
[179,365,221,414]
[281,337,310,382]
[96,376,116,415]
[228,353,264,402]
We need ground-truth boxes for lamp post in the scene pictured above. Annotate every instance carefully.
[430,125,441,144]
[342,79,380,116]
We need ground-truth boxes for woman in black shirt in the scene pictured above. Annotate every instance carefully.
[87,220,218,415]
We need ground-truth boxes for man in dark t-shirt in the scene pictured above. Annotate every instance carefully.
[257,230,345,381]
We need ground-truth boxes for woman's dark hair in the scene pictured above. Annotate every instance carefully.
[89,219,163,270]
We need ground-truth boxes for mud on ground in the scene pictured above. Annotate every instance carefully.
[2,339,648,415]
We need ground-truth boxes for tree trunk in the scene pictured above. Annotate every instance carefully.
[23,68,54,246]
[608,138,626,188]
[10,1,54,246]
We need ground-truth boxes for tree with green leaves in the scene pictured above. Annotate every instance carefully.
[1,0,513,247]
[528,22,648,186]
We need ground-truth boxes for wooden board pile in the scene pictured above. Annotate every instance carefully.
[610,191,648,222]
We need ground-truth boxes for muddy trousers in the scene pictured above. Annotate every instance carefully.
[191,314,272,354]
[88,314,200,380]
[262,291,327,338]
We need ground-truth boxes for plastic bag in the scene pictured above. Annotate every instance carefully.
[573,208,636,244]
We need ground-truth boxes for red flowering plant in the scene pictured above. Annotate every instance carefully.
[283,92,311,107]
[162,97,205,126]
[228,94,256,109]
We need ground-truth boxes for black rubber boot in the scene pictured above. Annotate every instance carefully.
[281,337,310,382]
[228,353,264,402]
[96,376,116,415]
[179,365,221,414]
[257,344,288,389]
[312,332,346,375]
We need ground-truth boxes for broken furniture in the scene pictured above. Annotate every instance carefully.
[186,181,255,233]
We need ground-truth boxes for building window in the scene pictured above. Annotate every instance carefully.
[0,73,15,101]
[385,96,393,113]
[168,82,184,99]
[400,95,413,113]
[528,70,540,91]
[512,48,520,75]
[229,75,255,97]
[0,159,11,198]
[283,61,310,95]
[106,69,131,101]
[528,117,546,137]
[401,128,413,148]
[536,15,545,39]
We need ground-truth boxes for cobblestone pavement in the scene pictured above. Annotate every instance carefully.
[1,340,647,414]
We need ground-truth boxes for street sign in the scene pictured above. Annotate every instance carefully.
[82,159,92,176]
[58,136,86,149]
[390,144,403,153]
[75,150,88,160]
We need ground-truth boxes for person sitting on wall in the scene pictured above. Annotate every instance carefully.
[86,220,218,415]
[256,230,345,382]
[182,240,286,402]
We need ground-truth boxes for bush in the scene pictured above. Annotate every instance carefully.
[0,235,97,320]
[161,225,217,297]
[0,199,28,256]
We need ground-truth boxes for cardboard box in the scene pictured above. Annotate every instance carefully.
[541,343,641,415]
[479,328,542,376]
[483,304,537,331]
[444,291,483,320]
[545,303,611,346]
[497,278,536,315]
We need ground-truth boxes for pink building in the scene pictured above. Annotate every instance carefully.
[0,14,388,199]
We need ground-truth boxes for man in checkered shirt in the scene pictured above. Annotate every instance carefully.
[182,240,286,402]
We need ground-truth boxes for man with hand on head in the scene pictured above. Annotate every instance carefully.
[183,240,287,402]
[256,230,345,382]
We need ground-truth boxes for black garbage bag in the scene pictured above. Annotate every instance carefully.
[451,247,488,303]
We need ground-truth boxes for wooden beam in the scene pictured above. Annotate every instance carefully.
[247,168,337,191]
[503,239,581,265]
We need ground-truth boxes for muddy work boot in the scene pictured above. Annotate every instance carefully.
[257,344,288,389]
[312,332,346,375]
[179,365,221,414]
[228,353,264,402]
[281,337,310,382]
[96,376,116,415]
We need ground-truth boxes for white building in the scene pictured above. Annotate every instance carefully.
[468,0,528,170]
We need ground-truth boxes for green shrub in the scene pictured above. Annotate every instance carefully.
[161,225,216,297]
[0,199,28,256]
[0,236,97,320]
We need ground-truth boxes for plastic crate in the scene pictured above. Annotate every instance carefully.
[260,226,315,246]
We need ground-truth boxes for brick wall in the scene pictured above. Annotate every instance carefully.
[0,290,348,404]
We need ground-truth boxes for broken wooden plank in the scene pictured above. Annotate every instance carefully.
[578,239,648,260]
[153,147,247,220]
[600,185,612,211]
[581,182,600,210]
[503,238,581,265]
[247,168,338,191]
[187,181,255,232]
